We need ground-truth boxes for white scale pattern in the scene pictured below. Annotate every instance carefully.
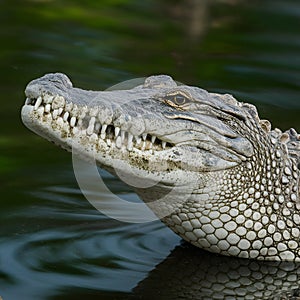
[167,136,300,261]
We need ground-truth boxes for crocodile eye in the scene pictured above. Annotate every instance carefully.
[173,95,186,105]
[163,91,192,109]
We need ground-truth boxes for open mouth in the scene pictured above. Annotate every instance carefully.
[24,93,173,152]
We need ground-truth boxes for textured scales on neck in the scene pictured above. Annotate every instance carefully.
[164,107,300,261]
[21,73,300,261]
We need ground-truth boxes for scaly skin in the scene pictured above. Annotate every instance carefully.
[21,73,300,261]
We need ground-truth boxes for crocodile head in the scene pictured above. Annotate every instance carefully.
[21,73,257,204]
[21,73,254,177]
[21,73,300,261]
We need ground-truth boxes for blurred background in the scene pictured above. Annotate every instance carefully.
[1,0,300,299]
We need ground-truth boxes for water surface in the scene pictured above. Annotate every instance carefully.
[1,0,300,299]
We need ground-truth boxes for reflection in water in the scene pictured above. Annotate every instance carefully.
[133,243,300,300]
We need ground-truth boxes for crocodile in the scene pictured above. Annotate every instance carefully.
[21,73,300,261]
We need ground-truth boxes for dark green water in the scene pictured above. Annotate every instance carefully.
[1,0,300,299]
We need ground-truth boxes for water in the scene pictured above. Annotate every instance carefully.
[1,0,300,299]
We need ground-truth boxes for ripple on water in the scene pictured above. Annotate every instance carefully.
[0,171,180,299]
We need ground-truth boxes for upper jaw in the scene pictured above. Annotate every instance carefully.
[22,74,178,159]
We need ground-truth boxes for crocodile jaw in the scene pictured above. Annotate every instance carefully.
[21,74,202,187]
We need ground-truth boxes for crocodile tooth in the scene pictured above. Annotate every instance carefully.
[142,141,146,150]
[25,98,30,105]
[115,127,120,138]
[106,139,111,147]
[63,112,69,122]
[57,117,64,127]
[162,141,166,149]
[128,133,133,142]
[87,117,96,135]
[121,130,125,143]
[151,136,156,144]
[45,104,51,113]
[101,124,107,139]
[70,116,76,127]
[37,106,44,117]
[116,136,122,148]
[142,133,147,141]
[89,117,96,126]
[135,136,142,145]
[72,127,79,135]
[34,96,42,110]
[52,109,59,119]
[127,133,133,150]
[87,125,94,135]
[102,124,107,132]
[95,122,101,132]
[58,107,63,116]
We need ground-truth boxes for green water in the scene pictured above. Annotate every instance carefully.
[1,0,300,299]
